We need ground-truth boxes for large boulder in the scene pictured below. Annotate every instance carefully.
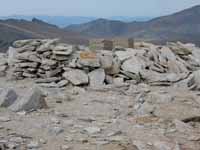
[121,56,147,74]
[99,52,120,75]
[89,68,105,87]
[77,51,101,68]
[8,87,47,112]
[63,69,88,86]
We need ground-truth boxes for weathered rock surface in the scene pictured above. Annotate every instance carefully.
[63,69,88,85]
[0,88,18,107]
[88,68,105,87]
[2,39,200,149]
[8,87,47,112]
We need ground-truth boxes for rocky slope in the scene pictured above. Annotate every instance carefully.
[1,39,200,149]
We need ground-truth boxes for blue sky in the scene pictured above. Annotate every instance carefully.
[1,0,200,17]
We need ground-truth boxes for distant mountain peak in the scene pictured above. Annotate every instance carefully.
[31,18,58,28]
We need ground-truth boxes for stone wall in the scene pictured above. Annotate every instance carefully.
[5,39,200,90]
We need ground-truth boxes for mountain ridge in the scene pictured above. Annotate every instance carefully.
[0,18,88,52]
[65,5,200,45]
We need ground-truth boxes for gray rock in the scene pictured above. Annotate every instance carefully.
[99,53,113,69]
[35,77,62,84]
[9,87,47,112]
[16,52,41,63]
[84,127,101,134]
[48,126,64,135]
[9,137,24,143]
[141,70,190,85]
[77,51,101,68]
[7,46,18,66]
[53,44,72,51]
[22,72,37,78]
[0,116,11,122]
[13,39,41,48]
[121,57,146,74]
[63,69,88,85]
[0,65,7,77]
[36,39,58,52]
[46,68,62,78]
[37,82,58,88]
[113,77,124,85]
[188,70,200,90]
[106,57,120,75]
[167,42,192,56]
[88,68,105,87]
[57,80,69,87]
[61,145,71,150]
[41,59,57,66]
[78,58,100,68]
[15,45,36,53]
[0,88,18,107]
[16,62,38,68]
[27,141,40,149]
[53,50,73,56]
[115,50,136,62]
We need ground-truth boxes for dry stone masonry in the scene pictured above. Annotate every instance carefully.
[4,39,200,90]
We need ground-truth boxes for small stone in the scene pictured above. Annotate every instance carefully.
[46,68,62,78]
[35,77,62,84]
[113,78,124,85]
[50,117,60,124]
[39,138,47,144]
[84,127,101,134]
[7,142,19,149]
[107,130,122,137]
[70,87,86,95]
[37,82,58,88]
[27,141,40,149]
[60,145,71,150]
[49,126,64,135]
[107,135,126,142]
[9,137,24,143]
[53,50,73,56]
[0,116,11,122]
[64,136,73,142]
[57,80,69,87]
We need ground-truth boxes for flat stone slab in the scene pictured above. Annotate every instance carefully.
[0,88,18,107]
[63,69,88,86]
[8,87,47,112]
[89,68,105,87]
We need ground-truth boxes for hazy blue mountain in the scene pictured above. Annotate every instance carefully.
[0,16,96,27]
[108,16,152,22]
[0,15,152,27]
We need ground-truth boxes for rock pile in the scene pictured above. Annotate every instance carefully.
[6,39,200,89]
[8,39,74,80]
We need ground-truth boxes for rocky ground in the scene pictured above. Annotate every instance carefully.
[1,39,200,150]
